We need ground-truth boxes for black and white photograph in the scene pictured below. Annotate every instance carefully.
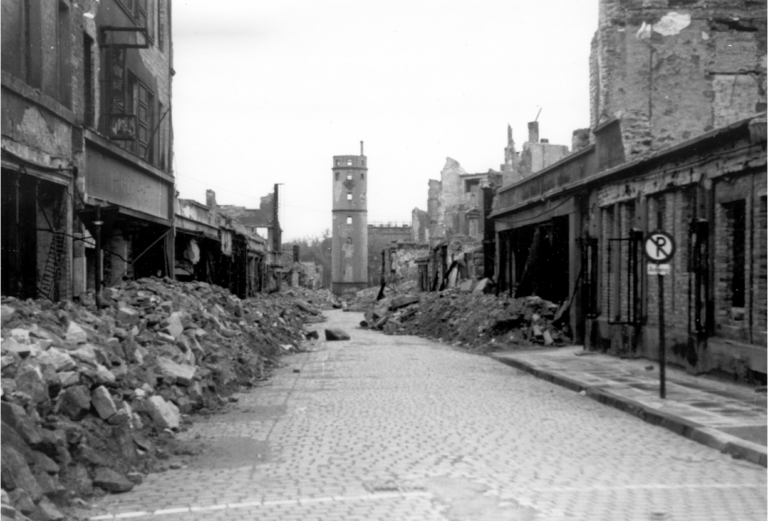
[0,1,766,520]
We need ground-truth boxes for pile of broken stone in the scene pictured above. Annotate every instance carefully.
[1,277,318,521]
[359,288,571,350]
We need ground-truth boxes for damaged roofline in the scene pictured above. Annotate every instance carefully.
[496,143,595,196]
[490,113,766,220]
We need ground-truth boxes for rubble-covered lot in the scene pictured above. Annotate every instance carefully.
[1,278,327,521]
[360,287,571,351]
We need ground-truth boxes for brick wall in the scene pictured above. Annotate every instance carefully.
[593,0,766,161]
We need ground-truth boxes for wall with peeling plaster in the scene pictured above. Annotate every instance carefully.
[591,0,766,161]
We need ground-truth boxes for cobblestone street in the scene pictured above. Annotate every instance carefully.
[89,310,767,521]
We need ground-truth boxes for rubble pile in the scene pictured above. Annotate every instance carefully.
[345,280,417,312]
[1,277,317,520]
[360,288,571,350]
[282,287,341,311]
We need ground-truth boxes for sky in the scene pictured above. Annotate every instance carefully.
[172,1,599,241]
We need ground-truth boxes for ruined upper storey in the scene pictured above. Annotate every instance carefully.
[590,0,767,161]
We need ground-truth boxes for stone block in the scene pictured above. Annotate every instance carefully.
[1,402,41,446]
[155,357,196,386]
[93,467,134,493]
[325,328,350,341]
[161,312,184,339]
[64,322,88,344]
[116,306,140,326]
[1,304,15,325]
[144,395,180,430]
[91,386,117,420]
[36,348,76,373]
[57,385,91,421]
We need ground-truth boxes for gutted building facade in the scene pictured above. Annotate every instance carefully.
[1,0,83,301]
[78,0,175,295]
[331,146,368,296]
[492,0,766,382]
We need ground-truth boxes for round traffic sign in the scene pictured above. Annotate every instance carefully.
[644,231,675,263]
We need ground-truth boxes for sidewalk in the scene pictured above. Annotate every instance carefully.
[490,347,767,467]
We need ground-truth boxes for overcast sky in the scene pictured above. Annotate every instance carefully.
[172,1,598,241]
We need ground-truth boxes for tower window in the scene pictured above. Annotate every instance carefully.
[347,192,352,201]
[361,173,365,180]
[347,159,352,166]
[346,216,352,224]
[347,174,352,180]
[335,172,339,181]
[346,237,353,244]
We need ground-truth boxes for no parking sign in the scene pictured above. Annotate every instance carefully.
[644,230,675,399]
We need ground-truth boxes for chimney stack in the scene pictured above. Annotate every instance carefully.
[528,122,539,143]
[206,190,217,208]
[360,140,364,156]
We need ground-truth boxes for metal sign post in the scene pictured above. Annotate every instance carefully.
[644,231,676,399]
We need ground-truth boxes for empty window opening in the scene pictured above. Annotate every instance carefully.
[346,237,353,244]
[335,172,339,181]
[335,160,340,166]
[465,179,480,193]
[347,174,352,180]
[346,159,352,166]
[347,192,352,201]
[361,173,365,180]
[346,216,352,225]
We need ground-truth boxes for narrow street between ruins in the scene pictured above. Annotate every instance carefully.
[84,310,767,521]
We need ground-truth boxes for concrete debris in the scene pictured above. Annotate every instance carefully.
[324,328,350,341]
[358,286,571,350]
[0,276,317,516]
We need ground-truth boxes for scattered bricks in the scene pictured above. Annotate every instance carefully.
[325,328,351,341]
[91,386,117,420]
[57,385,91,421]
[93,467,134,493]
[1,304,15,325]
[65,322,88,344]
[144,395,181,430]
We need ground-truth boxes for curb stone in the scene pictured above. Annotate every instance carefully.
[490,353,767,468]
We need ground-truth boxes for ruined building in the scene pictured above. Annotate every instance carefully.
[2,0,174,300]
[499,122,570,186]
[331,144,368,296]
[492,0,766,382]
[590,0,766,162]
